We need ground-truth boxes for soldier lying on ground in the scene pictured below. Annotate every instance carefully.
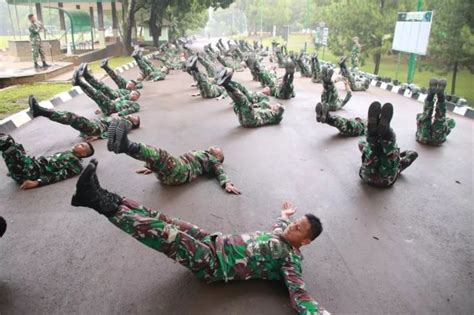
[132,49,167,81]
[358,102,418,188]
[0,133,93,189]
[71,159,329,315]
[72,69,141,117]
[320,66,352,111]
[186,55,226,99]
[100,58,143,90]
[416,78,456,146]
[315,102,365,137]
[106,119,241,195]
[261,60,296,100]
[29,96,140,142]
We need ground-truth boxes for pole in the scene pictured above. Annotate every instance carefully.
[395,52,401,81]
[406,0,423,83]
[7,3,16,40]
[259,0,263,38]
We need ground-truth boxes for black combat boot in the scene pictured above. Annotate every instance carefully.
[42,61,51,68]
[34,62,41,69]
[29,95,53,118]
[216,67,233,87]
[400,150,418,172]
[107,119,140,154]
[100,58,109,69]
[0,216,6,238]
[377,103,394,138]
[71,159,122,217]
[367,101,382,137]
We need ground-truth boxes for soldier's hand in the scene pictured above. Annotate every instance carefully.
[281,201,297,218]
[20,180,40,190]
[225,183,241,195]
[136,168,152,175]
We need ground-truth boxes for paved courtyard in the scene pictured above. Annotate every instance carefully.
[0,53,472,314]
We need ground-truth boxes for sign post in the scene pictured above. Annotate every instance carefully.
[407,0,424,83]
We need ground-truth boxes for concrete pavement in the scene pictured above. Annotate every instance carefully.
[0,57,472,314]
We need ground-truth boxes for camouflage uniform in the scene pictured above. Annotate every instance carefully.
[416,95,455,145]
[29,21,46,64]
[275,49,285,68]
[109,198,320,314]
[226,81,284,128]
[128,144,230,187]
[257,69,277,88]
[83,70,130,100]
[193,71,226,99]
[0,135,82,185]
[340,62,368,92]
[326,115,365,137]
[155,55,182,70]
[198,55,218,78]
[358,131,415,187]
[77,80,140,116]
[229,80,269,104]
[102,64,143,90]
[269,75,295,100]
[351,43,360,69]
[296,58,312,78]
[48,110,132,139]
[134,55,166,81]
[217,55,243,72]
[321,81,352,111]
[311,57,322,83]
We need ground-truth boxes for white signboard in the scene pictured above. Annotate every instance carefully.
[392,11,433,55]
[315,27,329,46]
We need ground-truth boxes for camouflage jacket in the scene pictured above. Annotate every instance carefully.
[212,217,320,314]
[35,150,83,185]
[137,146,230,187]
[29,22,42,42]
[112,99,140,117]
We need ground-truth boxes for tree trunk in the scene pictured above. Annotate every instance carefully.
[373,38,383,75]
[451,61,458,95]
[121,0,137,54]
[149,2,160,47]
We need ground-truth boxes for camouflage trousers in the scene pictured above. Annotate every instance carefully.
[83,72,128,100]
[135,56,165,81]
[416,99,455,145]
[195,72,225,98]
[358,131,415,187]
[229,80,269,104]
[273,79,295,100]
[228,89,284,128]
[129,143,189,185]
[351,53,359,70]
[348,75,368,92]
[198,57,217,78]
[49,111,131,139]
[258,71,277,88]
[311,66,321,83]
[297,61,312,78]
[0,135,41,183]
[103,64,142,90]
[327,115,365,137]
[77,81,114,115]
[31,40,46,63]
[327,90,352,111]
[109,198,222,282]
[276,52,285,68]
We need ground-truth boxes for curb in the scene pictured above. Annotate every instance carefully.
[0,55,150,133]
[370,80,474,119]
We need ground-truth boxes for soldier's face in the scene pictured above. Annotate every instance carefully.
[262,87,271,96]
[209,146,224,162]
[283,217,312,247]
[29,16,36,22]
[129,91,140,101]
[73,143,93,158]
[126,81,136,90]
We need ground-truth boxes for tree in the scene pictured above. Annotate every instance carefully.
[121,0,146,54]
[426,0,474,94]
[312,0,414,75]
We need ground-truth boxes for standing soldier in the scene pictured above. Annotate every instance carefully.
[351,36,361,70]
[28,14,50,69]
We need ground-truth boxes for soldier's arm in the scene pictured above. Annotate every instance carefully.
[281,258,320,315]
[117,101,140,117]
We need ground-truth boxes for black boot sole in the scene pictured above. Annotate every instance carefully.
[367,101,382,136]
[0,216,6,238]
[28,95,40,118]
[113,120,128,154]
[71,160,97,207]
[315,102,323,122]
[428,78,438,95]
[377,103,394,137]
[437,78,447,96]
[107,119,119,152]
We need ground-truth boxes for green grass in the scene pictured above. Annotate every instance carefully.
[0,82,71,119]
[87,56,134,76]
[235,33,474,106]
